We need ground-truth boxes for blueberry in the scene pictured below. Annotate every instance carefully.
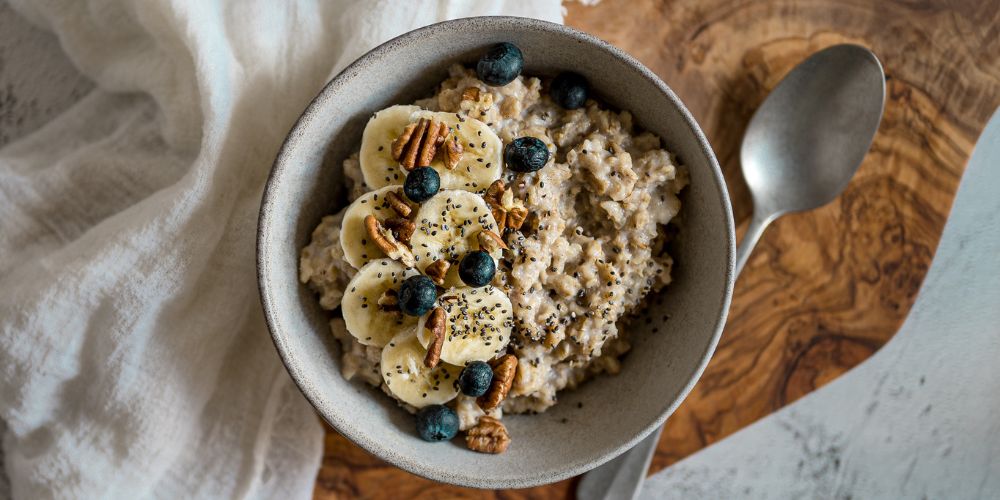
[504,137,550,173]
[415,404,459,442]
[403,167,440,203]
[459,361,494,397]
[476,42,523,87]
[550,72,589,109]
[458,251,496,287]
[398,275,437,316]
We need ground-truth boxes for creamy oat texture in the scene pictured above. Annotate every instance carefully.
[300,65,687,426]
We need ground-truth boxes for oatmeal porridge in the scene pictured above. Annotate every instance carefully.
[299,43,687,452]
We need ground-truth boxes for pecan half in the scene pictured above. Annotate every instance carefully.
[418,120,446,168]
[423,307,446,368]
[489,203,507,231]
[392,119,448,171]
[401,119,429,170]
[477,354,518,411]
[477,230,508,253]
[442,135,463,169]
[383,217,415,244]
[385,190,412,218]
[466,416,510,454]
[364,215,415,267]
[377,288,399,312]
[425,259,450,286]
[484,180,505,205]
[506,207,528,231]
[390,122,417,161]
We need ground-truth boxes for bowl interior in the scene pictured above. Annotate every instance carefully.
[258,17,734,488]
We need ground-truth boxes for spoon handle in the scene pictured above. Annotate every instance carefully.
[576,426,662,500]
[734,211,774,276]
[577,212,773,500]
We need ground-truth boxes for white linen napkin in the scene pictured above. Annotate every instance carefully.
[0,1,563,498]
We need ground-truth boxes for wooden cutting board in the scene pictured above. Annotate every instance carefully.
[314,1,1000,497]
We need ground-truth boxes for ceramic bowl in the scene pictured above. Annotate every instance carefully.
[258,16,735,488]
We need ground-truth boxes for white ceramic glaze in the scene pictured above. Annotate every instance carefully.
[257,16,735,489]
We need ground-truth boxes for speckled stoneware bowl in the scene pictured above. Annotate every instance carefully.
[258,16,735,488]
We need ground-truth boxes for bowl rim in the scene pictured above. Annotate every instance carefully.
[258,15,735,489]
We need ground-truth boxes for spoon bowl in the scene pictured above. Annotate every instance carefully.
[741,44,886,216]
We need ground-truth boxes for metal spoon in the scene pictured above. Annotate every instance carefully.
[577,44,886,500]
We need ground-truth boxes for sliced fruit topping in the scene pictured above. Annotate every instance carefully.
[359,105,422,189]
[381,329,461,407]
[342,259,420,347]
[340,185,414,269]
[410,111,502,192]
[360,107,501,192]
[416,286,513,366]
[409,190,501,286]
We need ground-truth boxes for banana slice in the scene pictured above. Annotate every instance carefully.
[409,190,501,286]
[416,286,514,366]
[381,329,462,408]
[340,185,411,269]
[359,105,422,189]
[342,259,420,348]
[360,107,502,192]
[412,110,503,192]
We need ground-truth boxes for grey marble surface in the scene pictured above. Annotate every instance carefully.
[641,111,1000,499]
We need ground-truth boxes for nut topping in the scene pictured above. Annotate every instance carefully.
[377,288,400,312]
[390,122,417,161]
[442,135,463,169]
[501,189,515,209]
[392,119,452,171]
[383,217,415,243]
[423,307,446,368]
[425,259,450,286]
[385,190,413,218]
[418,121,447,168]
[477,230,508,253]
[364,215,415,267]
[400,119,429,170]
[465,416,511,454]
[489,205,507,231]
[506,207,528,231]
[477,354,517,411]
[484,180,505,205]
